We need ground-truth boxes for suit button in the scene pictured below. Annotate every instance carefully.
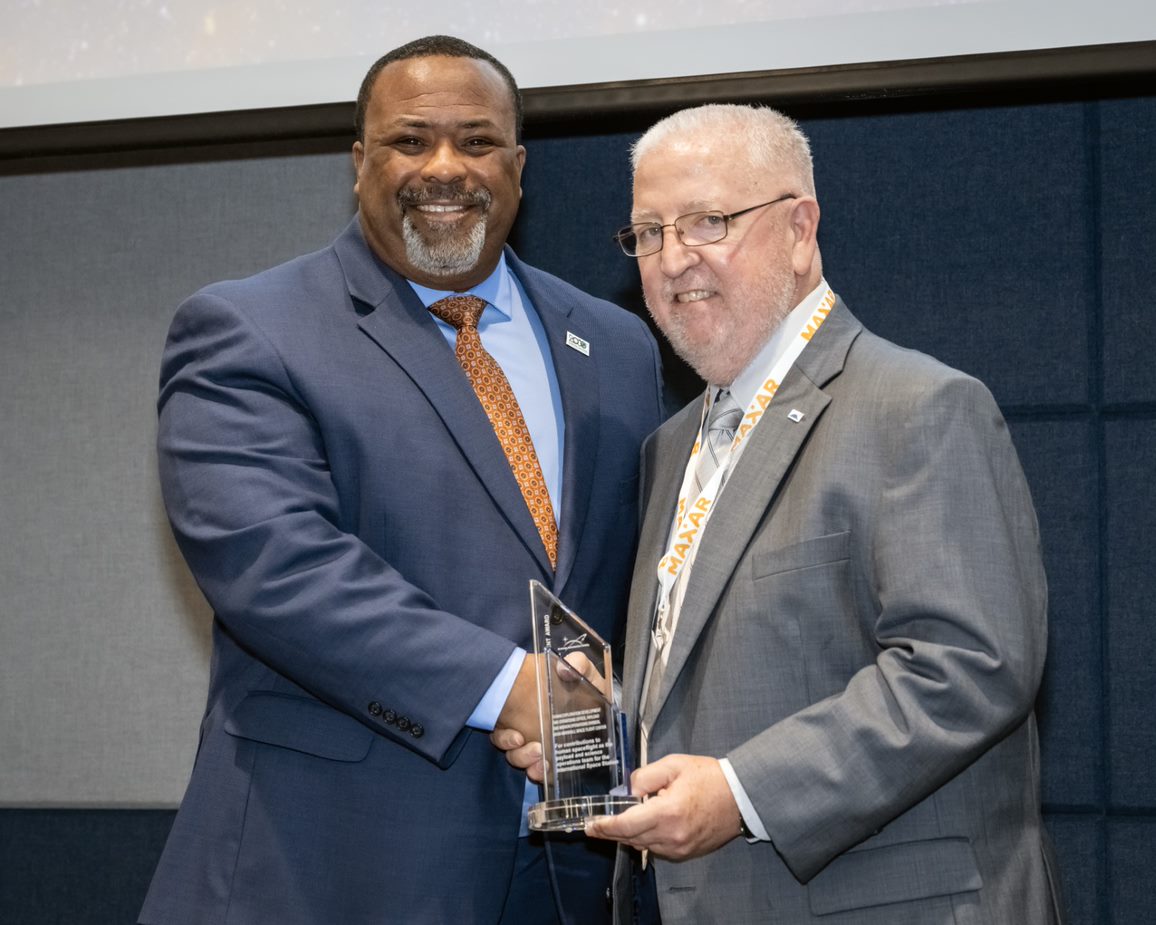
[383,709,397,724]
[410,724,424,738]
[397,716,411,732]
[368,702,382,717]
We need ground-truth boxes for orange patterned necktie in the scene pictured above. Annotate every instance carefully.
[429,295,558,569]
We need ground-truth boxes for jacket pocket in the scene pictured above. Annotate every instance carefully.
[808,836,982,915]
[751,530,851,580]
[224,690,375,762]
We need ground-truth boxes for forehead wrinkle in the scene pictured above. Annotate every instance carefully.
[370,76,514,130]
[458,118,502,130]
[389,115,501,129]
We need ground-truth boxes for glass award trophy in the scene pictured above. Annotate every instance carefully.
[527,580,640,832]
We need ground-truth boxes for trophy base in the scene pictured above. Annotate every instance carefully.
[528,795,642,833]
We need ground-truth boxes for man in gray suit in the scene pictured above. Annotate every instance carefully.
[578,105,1065,923]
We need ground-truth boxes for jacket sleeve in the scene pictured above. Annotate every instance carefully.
[727,373,1048,881]
[157,289,518,764]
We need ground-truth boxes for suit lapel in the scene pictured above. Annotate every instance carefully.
[335,222,552,574]
[647,301,863,720]
[621,403,701,725]
[507,252,599,594]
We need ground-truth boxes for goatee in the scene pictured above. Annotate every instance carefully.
[398,183,491,278]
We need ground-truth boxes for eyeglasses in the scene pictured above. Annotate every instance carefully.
[613,194,797,257]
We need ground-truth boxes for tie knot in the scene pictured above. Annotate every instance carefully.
[707,390,742,439]
[429,295,487,331]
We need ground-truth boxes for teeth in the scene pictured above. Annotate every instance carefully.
[417,204,466,213]
[676,290,712,303]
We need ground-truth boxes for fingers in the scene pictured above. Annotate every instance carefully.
[585,801,659,850]
[523,756,545,783]
[588,755,742,861]
[504,741,542,772]
[630,754,679,797]
[555,650,600,685]
[489,726,544,781]
[555,656,582,683]
[586,794,697,858]
[495,654,542,741]
[489,727,525,751]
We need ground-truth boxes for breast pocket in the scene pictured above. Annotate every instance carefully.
[748,530,861,702]
[751,530,851,580]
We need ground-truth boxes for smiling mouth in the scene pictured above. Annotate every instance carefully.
[675,289,714,303]
[410,202,475,220]
[398,183,491,224]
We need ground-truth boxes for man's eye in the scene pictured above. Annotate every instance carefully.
[636,225,662,241]
[694,213,725,229]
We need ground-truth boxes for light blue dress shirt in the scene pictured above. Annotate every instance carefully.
[408,254,564,834]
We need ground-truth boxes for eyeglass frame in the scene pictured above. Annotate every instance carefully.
[613,193,799,257]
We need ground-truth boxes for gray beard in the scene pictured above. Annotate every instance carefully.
[647,270,796,387]
[401,213,487,278]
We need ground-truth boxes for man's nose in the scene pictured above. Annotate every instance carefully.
[658,228,700,277]
[421,140,467,184]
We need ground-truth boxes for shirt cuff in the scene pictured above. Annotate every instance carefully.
[718,757,770,842]
[467,648,527,731]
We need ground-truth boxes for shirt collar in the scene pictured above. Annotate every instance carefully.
[406,252,513,321]
[726,277,832,411]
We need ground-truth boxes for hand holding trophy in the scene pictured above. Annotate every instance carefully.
[526,580,641,832]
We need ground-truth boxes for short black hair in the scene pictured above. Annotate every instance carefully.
[354,35,524,143]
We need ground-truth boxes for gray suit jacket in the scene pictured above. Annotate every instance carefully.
[615,300,1063,924]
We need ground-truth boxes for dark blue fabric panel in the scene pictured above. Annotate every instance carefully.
[1044,813,1104,925]
[0,809,173,925]
[517,107,1098,411]
[514,131,642,309]
[803,104,1093,409]
[1109,819,1156,925]
[514,131,709,400]
[1010,417,1102,808]
[1105,418,1156,809]
[1100,97,1156,406]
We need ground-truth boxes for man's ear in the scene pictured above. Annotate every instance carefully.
[352,141,364,194]
[788,197,820,277]
[515,144,526,200]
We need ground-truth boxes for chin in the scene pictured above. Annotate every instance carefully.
[402,216,487,279]
[691,359,744,388]
[662,333,735,386]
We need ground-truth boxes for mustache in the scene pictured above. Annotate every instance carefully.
[661,273,716,303]
[397,183,492,210]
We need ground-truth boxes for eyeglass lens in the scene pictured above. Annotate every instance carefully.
[620,212,729,256]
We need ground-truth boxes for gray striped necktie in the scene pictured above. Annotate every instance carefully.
[641,389,742,731]
[691,389,743,504]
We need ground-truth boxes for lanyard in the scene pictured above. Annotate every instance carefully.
[652,288,836,649]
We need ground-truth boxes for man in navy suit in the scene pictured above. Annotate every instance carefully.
[140,35,666,925]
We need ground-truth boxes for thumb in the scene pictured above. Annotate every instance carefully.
[631,754,682,796]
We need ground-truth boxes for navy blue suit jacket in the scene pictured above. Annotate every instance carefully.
[141,219,666,924]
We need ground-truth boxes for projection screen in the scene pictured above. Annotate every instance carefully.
[2,0,1154,130]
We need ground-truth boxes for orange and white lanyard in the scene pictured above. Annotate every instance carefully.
[652,288,836,651]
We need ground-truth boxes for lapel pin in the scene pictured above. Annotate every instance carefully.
[565,331,591,356]
[787,409,805,423]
